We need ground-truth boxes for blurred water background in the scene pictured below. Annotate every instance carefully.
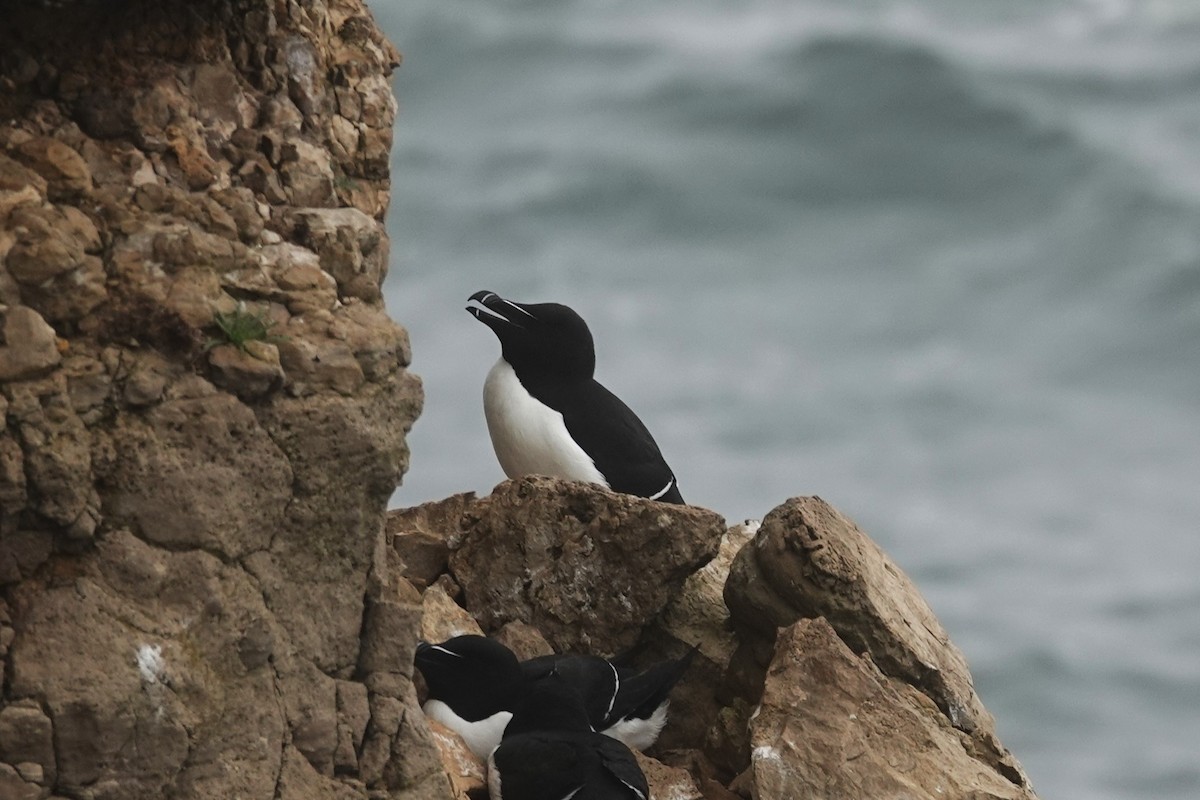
[374,1,1200,797]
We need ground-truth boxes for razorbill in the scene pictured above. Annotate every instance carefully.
[488,670,649,800]
[414,634,694,758]
[466,290,684,504]
[414,637,519,760]
[521,646,696,752]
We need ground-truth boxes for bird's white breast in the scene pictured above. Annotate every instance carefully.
[423,699,512,761]
[483,359,608,487]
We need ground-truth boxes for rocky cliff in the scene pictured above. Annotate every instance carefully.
[1,1,427,798]
[397,481,1040,800]
[1,3,1038,799]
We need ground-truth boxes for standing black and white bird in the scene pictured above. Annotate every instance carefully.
[466,290,684,504]
[488,670,649,800]
[414,634,694,759]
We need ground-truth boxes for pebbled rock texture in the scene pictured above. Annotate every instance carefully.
[447,476,727,655]
[0,2,434,799]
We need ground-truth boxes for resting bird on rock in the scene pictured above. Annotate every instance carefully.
[414,634,695,760]
[488,670,649,800]
[466,290,684,504]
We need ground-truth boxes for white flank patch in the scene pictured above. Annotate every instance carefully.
[486,750,503,800]
[424,699,512,761]
[483,359,608,486]
[137,644,165,685]
[604,701,668,752]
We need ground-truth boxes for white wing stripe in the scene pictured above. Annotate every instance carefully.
[605,660,620,721]
[648,478,675,501]
[617,778,646,800]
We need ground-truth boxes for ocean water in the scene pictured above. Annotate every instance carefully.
[373,2,1200,798]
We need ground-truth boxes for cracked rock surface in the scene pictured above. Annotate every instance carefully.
[1,2,434,798]
[393,487,1040,800]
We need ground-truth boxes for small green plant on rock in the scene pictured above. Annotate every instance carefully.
[206,302,283,352]
[334,173,360,193]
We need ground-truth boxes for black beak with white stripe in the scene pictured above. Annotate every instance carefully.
[488,671,649,800]
[466,289,684,504]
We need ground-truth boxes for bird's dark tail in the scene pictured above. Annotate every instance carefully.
[613,644,698,722]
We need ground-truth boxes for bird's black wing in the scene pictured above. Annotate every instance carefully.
[492,734,585,800]
[610,646,697,723]
[591,736,650,800]
[495,732,645,800]
[546,379,683,503]
[519,653,560,679]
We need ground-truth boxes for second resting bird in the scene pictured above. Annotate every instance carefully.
[466,290,684,504]
[488,669,649,800]
[415,635,695,761]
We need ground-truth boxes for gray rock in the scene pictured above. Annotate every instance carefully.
[744,618,1038,800]
[335,680,371,772]
[6,374,99,539]
[0,306,61,381]
[0,702,56,783]
[723,496,1034,792]
[0,763,40,800]
[13,137,92,200]
[207,341,286,399]
[101,393,291,559]
[447,476,726,653]
[281,207,386,301]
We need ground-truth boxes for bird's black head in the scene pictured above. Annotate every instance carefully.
[466,290,596,382]
[414,635,523,718]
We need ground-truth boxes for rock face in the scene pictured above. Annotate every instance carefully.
[746,618,1032,800]
[392,489,1038,800]
[447,476,727,653]
[722,497,1032,790]
[1,2,433,799]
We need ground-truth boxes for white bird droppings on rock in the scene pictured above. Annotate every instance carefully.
[137,643,165,685]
